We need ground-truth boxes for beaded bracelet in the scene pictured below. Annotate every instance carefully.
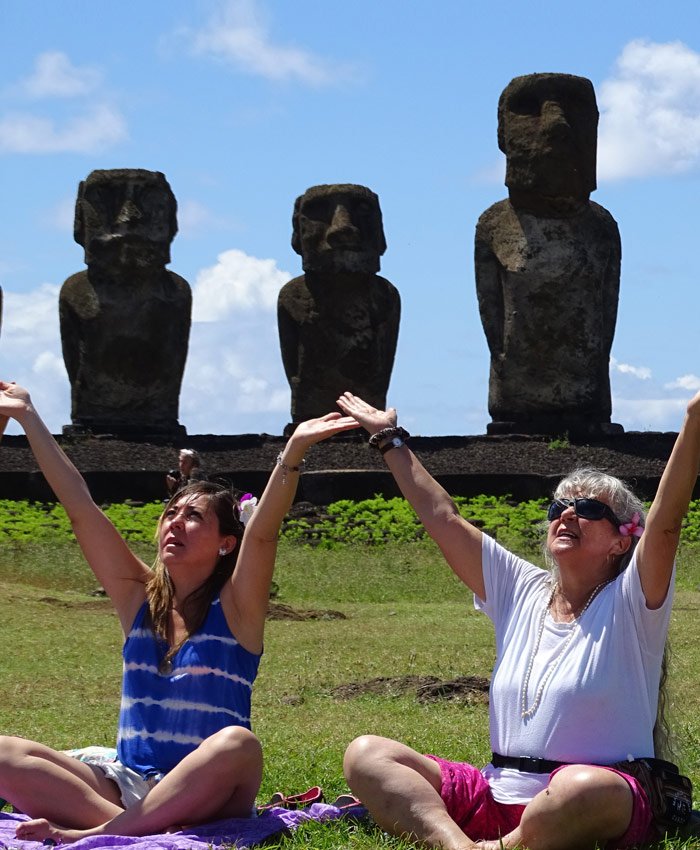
[276,452,306,484]
[368,426,410,450]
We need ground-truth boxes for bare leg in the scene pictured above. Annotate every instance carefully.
[0,736,123,828]
[344,735,476,849]
[16,726,262,843]
[478,766,634,850]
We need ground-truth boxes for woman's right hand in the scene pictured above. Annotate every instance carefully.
[0,381,32,421]
[336,392,397,438]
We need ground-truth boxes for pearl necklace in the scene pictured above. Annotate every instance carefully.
[520,579,612,719]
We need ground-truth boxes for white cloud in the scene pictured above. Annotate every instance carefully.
[0,103,128,154]
[1,52,127,156]
[1,284,70,435]
[187,0,357,86]
[664,373,700,391]
[612,397,687,431]
[3,283,61,344]
[610,357,652,380]
[19,51,102,99]
[183,247,292,431]
[598,39,700,180]
[192,248,289,320]
[180,312,289,433]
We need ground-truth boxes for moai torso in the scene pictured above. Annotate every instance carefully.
[474,74,622,436]
[278,184,400,423]
[60,169,191,434]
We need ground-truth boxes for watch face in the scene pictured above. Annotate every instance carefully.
[391,437,402,447]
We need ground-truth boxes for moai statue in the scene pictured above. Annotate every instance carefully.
[278,184,400,426]
[60,169,191,435]
[475,74,622,436]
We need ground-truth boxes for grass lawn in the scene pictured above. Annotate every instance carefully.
[2,535,700,848]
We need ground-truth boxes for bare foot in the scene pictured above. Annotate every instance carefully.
[15,818,85,844]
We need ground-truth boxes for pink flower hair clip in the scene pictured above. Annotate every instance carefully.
[619,512,644,538]
[238,493,258,527]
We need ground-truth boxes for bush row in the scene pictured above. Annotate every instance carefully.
[3,495,700,550]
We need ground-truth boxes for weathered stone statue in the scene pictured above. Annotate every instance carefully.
[60,169,191,435]
[475,73,622,436]
[278,184,400,425]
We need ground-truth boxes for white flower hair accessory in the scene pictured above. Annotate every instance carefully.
[238,493,258,527]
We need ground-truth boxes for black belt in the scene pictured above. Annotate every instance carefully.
[491,752,568,774]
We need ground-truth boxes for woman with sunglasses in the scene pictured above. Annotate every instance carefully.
[338,389,700,850]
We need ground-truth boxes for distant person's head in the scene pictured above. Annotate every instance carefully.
[178,448,200,477]
[292,184,386,274]
[74,168,178,269]
[498,73,598,202]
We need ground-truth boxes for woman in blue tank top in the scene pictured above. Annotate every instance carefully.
[0,380,359,843]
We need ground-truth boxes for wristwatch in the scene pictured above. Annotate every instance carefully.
[379,435,406,454]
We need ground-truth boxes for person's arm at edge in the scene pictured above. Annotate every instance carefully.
[637,388,700,609]
[336,392,485,600]
[0,382,149,631]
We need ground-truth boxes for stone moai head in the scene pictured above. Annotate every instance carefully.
[498,73,598,201]
[292,184,387,274]
[74,169,178,269]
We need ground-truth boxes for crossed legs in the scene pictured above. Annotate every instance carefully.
[2,727,262,843]
[343,735,636,850]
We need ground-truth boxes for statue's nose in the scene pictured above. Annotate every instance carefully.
[327,204,360,244]
[116,199,143,225]
[541,100,571,141]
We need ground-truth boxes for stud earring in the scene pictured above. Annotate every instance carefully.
[218,548,227,556]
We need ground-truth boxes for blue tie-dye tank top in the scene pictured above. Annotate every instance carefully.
[117,594,261,775]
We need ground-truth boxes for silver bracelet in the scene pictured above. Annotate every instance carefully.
[276,452,306,484]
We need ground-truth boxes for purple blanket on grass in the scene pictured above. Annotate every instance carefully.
[0,803,365,850]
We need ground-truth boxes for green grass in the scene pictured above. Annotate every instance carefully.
[2,513,700,847]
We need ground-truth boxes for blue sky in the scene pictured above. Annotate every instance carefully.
[2,0,700,437]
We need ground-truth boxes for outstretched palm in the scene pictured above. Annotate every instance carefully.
[336,392,397,436]
[292,411,360,450]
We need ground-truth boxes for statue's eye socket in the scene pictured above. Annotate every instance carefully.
[300,200,330,222]
[84,187,115,214]
[354,201,376,217]
[507,94,541,116]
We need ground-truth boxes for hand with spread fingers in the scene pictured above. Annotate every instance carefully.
[336,392,396,437]
[288,410,361,451]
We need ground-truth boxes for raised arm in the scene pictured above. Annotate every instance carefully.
[0,382,150,632]
[336,393,486,599]
[223,411,360,653]
[637,388,700,608]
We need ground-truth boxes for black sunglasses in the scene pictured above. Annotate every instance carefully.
[547,497,621,529]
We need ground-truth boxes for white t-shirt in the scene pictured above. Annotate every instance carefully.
[476,533,673,805]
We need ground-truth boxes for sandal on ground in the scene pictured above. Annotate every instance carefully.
[281,786,324,809]
[332,794,365,810]
[257,791,287,813]
[257,786,324,814]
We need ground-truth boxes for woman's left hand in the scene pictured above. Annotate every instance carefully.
[286,412,360,457]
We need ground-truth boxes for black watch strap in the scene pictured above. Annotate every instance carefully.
[379,436,405,455]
